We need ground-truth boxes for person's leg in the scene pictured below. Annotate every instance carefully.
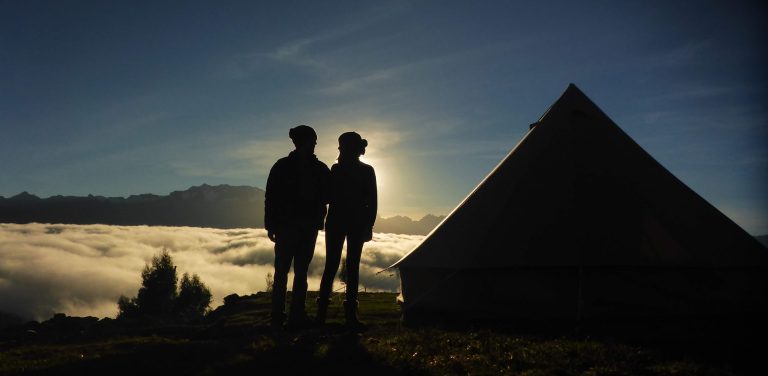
[343,232,365,329]
[344,234,364,303]
[271,232,295,326]
[316,226,345,323]
[288,229,317,325]
[319,227,345,299]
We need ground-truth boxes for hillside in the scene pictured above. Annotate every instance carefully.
[0,292,750,375]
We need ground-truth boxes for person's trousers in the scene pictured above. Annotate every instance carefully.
[318,226,364,303]
[271,227,317,320]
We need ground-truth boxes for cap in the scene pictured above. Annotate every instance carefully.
[289,125,317,142]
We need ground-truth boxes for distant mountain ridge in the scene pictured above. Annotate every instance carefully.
[0,184,265,229]
[0,184,445,235]
[373,214,445,235]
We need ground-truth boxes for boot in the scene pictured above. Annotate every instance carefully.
[315,297,330,325]
[343,300,366,332]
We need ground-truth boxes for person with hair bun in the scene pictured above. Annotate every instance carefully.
[265,125,330,330]
[316,131,377,330]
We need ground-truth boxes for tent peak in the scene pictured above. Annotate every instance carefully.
[562,83,587,100]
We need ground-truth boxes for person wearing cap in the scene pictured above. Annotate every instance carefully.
[316,131,377,330]
[265,125,330,330]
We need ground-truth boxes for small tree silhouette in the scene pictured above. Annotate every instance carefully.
[265,272,274,293]
[135,249,177,318]
[117,295,139,319]
[118,248,211,322]
[175,273,212,320]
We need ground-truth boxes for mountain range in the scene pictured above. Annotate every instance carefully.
[0,184,445,235]
[4,184,763,240]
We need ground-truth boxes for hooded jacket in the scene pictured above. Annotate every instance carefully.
[264,151,330,232]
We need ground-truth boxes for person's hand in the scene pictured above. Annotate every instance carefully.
[268,230,277,242]
[363,227,373,242]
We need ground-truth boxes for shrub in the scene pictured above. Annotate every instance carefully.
[118,249,211,322]
[265,272,274,293]
[175,273,212,320]
[135,249,178,318]
[117,295,139,319]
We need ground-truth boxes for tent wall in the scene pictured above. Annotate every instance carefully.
[399,267,580,322]
[399,266,768,323]
[581,267,767,317]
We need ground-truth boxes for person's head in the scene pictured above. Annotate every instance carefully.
[289,125,317,155]
[338,131,367,160]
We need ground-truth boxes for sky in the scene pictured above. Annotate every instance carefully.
[0,223,422,320]
[1,1,766,233]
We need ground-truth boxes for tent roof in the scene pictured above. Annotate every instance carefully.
[392,84,766,269]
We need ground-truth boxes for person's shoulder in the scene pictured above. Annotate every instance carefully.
[271,155,298,174]
[271,156,291,168]
[314,158,330,171]
[359,161,374,172]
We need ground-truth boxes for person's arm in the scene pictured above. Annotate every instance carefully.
[364,165,378,241]
[317,162,331,230]
[264,162,280,242]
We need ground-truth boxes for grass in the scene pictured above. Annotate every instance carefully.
[0,292,749,375]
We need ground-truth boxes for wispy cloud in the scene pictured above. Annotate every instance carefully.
[316,68,401,95]
[227,138,296,170]
[168,137,290,179]
[641,40,713,69]
[267,37,328,72]
[218,3,412,82]
[644,85,739,103]
[0,223,422,320]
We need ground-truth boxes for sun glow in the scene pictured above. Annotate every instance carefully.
[360,155,387,191]
[314,120,405,216]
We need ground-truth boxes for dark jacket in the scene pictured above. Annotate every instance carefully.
[326,159,377,231]
[264,151,330,232]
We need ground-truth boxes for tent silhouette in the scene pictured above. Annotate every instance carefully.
[391,84,767,323]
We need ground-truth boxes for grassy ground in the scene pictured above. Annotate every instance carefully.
[0,292,751,375]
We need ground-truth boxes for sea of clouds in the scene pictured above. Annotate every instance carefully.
[0,223,423,321]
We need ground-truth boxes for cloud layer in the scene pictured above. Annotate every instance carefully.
[0,223,422,321]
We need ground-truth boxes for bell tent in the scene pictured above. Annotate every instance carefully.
[391,84,767,323]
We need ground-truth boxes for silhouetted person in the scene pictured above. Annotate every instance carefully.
[316,132,377,330]
[265,125,330,329]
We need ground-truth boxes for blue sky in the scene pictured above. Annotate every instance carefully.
[1,1,766,234]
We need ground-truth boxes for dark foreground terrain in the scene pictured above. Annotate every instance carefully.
[0,292,759,375]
